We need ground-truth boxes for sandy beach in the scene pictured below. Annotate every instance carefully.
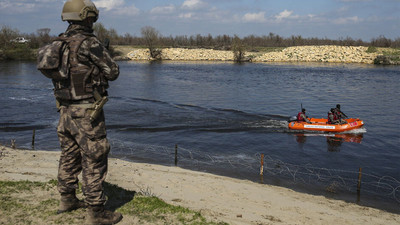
[1,146,399,225]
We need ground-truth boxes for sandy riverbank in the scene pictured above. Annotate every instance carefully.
[121,45,384,64]
[1,147,399,225]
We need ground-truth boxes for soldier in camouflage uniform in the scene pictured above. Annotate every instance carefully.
[45,0,122,224]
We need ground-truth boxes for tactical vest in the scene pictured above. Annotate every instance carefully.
[52,33,97,101]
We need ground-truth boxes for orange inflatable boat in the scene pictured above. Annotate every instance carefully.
[288,118,364,132]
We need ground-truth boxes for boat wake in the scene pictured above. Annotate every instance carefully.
[108,97,292,134]
[342,127,367,134]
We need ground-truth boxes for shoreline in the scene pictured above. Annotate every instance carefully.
[1,45,398,65]
[1,147,399,225]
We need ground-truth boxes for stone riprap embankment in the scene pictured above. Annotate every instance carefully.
[253,46,377,64]
[127,48,234,61]
[126,45,378,64]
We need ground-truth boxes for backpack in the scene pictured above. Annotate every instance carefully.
[37,37,70,81]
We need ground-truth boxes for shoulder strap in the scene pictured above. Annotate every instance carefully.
[66,34,90,67]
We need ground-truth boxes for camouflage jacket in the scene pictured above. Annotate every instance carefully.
[53,24,119,101]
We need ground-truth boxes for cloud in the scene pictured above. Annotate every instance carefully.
[0,1,36,13]
[181,0,207,10]
[307,14,316,19]
[150,5,176,14]
[93,0,139,15]
[114,5,140,15]
[337,6,349,13]
[179,13,193,19]
[94,0,125,11]
[35,0,58,2]
[333,16,361,24]
[242,12,266,23]
[275,9,294,21]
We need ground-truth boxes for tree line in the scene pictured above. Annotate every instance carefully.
[1,23,399,52]
[94,24,400,50]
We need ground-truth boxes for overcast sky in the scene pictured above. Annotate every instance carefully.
[0,0,399,41]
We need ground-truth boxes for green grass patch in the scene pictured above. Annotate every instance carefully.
[118,195,227,225]
[366,46,377,53]
[248,46,285,53]
[0,180,54,194]
[104,181,227,225]
[381,48,400,56]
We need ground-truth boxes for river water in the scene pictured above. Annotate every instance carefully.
[1,61,399,212]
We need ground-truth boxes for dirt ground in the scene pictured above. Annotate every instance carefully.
[1,146,400,225]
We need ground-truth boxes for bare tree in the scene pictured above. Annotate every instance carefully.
[93,23,122,57]
[232,35,245,62]
[37,28,50,36]
[93,23,109,43]
[141,26,161,59]
[36,28,51,46]
[371,35,392,47]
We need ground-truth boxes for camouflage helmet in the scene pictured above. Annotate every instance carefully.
[62,0,99,22]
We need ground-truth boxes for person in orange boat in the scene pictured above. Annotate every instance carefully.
[328,108,339,124]
[334,104,348,124]
[297,108,311,123]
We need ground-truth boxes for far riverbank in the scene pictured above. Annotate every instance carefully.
[1,45,399,64]
[116,45,400,64]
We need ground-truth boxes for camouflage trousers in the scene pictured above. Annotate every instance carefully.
[57,104,109,206]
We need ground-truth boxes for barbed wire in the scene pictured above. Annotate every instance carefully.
[109,139,400,204]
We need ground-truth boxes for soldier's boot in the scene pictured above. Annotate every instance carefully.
[57,193,86,214]
[87,205,123,225]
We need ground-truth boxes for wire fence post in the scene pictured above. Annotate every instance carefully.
[31,129,36,150]
[175,144,178,166]
[11,139,16,149]
[260,153,264,183]
[357,167,362,201]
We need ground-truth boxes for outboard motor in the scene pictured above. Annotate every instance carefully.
[288,116,297,122]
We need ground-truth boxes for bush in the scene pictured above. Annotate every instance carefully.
[374,55,400,65]
[366,46,377,53]
[1,44,35,60]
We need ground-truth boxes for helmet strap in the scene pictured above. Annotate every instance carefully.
[69,18,94,29]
